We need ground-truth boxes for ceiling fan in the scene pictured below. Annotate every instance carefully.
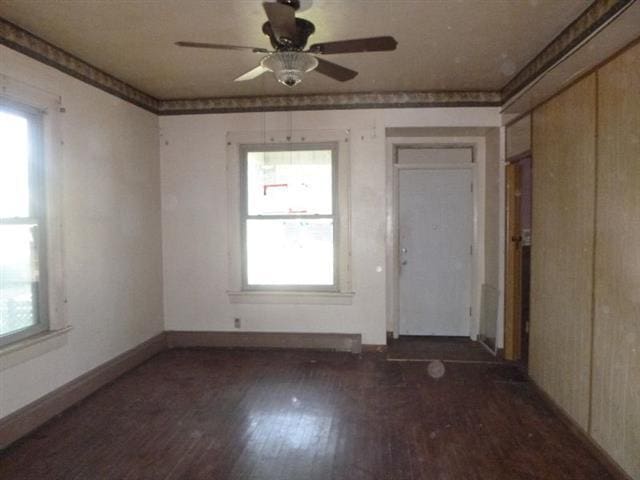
[175,0,398,87]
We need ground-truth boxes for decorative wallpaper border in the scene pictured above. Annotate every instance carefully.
[158,91,502,115]
[0,18,159,112]
[501,0,633,102]
[0,0,634,115]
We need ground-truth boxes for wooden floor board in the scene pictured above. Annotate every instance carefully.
[387,336,497,362]
[0,347,614,480]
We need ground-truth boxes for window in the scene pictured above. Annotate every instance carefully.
[241,144,338,291]
[0,101,48,346]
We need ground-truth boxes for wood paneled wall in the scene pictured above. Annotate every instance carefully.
[530,74,597,431]
[529,40,640,479]
[592,42,640,479]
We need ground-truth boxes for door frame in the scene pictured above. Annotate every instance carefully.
[503,152,532,360]
[386,138,484,340]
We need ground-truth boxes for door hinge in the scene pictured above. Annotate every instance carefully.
[469,307,472,317]
[470,182,474,193]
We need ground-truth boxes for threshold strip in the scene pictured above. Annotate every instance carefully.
[386,358,503,365]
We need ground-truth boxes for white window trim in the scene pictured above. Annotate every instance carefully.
[226,129,353,304]
[0,74,69,358]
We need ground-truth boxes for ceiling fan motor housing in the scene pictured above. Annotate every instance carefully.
[262,17,315,50]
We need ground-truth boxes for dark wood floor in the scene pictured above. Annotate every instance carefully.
[0,347,613,480]
[387,336,497,362]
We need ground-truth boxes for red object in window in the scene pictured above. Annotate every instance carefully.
[263,183,288,195]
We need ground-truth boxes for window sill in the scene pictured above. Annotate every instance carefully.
[0,326,72,371]
[228,291,355,305]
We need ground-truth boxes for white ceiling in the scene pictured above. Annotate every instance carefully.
[0,0,589,99]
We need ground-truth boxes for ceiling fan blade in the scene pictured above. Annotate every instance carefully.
[262,2,297,41]
[175,41,269,53]
[313,58,358,82]
[308,36,397,55]
[234,65,269,82]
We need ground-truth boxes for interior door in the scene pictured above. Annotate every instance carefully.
[398,167,472,336]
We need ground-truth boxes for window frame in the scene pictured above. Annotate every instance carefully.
[0,99,49,347]
[240,143,340,292]
[225,129,353,304]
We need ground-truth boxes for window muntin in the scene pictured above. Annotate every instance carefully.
[242,145,338,290]
[0,103,48,346]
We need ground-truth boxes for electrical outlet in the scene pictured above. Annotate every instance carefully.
[234,318,241,329]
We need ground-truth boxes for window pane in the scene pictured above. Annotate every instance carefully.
[247,150,332,216]
[246,219,334,286]
[0,224,39,335]
[0,111,30,218]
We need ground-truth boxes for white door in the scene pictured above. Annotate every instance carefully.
[398,167,472,336]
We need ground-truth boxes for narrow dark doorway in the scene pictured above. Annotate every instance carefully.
[505,156,532,364]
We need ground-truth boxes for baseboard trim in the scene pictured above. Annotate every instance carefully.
[477,334,497,355]
[528,376,633,480]
[0,332,167,450]
[166,330,362,354]
[362,344,388,353]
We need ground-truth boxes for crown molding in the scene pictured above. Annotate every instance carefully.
[501,0,634,102]
[0,1,634,115]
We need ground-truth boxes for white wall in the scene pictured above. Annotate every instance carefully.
[160,108,500,345]
[0,44,501,422]
[0,46,164,418]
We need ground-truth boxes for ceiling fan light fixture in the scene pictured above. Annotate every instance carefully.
[261,51,318,87]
